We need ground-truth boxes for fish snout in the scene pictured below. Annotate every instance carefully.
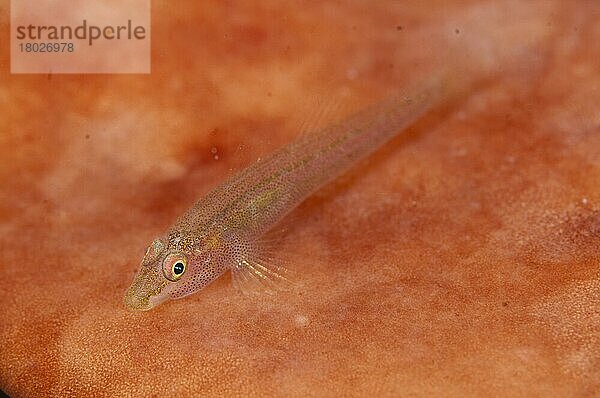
[124,266,168,311]
[124,287,154,311]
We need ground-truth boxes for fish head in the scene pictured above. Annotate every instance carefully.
[124,237,175,311]
[124,234,225,311]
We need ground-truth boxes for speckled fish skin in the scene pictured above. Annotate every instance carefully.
[124,72,452,311]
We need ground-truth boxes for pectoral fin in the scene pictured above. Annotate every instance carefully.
[225,230,294,295]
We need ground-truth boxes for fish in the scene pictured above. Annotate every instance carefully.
[123,68,462,311]
[123,2,553,312]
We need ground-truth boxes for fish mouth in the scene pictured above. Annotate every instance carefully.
[124,266,169,311]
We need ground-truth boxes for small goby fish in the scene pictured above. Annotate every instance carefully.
[124,70,459,311]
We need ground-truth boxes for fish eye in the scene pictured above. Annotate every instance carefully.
[162,254,187,282]
[173,261,185,276]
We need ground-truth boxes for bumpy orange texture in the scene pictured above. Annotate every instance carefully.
[0,1,598,397]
